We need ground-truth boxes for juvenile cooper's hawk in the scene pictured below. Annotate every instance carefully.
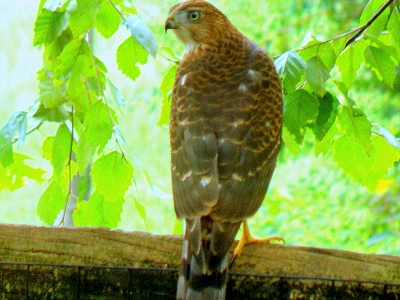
[165,1,283,299]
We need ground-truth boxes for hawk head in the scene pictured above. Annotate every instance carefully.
[165,0,233,52]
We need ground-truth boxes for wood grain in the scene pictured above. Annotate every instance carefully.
[1,224,399,299]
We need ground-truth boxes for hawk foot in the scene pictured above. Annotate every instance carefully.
[230,220,284,268]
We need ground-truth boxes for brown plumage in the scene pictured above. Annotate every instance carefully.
[165,1,283,299]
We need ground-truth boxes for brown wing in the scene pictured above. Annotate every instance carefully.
[170,55,220,218]
[170,40,282,222]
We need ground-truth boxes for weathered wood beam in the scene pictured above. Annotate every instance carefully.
[1,224,399,299]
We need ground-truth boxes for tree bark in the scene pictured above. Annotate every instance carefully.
[0,224,399,299]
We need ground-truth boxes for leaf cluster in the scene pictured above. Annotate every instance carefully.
[273,0,400,191]
[0,0,157,227]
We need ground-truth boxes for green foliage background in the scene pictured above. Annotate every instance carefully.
[0,0,399,256]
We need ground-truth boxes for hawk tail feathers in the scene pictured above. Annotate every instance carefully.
[177,218,241,300]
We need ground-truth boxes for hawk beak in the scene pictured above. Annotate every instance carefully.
[165,17,177,32]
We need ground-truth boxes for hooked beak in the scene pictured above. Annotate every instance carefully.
[165,16,177,32]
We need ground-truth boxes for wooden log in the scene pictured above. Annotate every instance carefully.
[0,224,399,299]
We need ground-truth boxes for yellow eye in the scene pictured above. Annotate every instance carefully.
[188,11,200,21]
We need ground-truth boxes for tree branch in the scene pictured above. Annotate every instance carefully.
[344,0,395,48]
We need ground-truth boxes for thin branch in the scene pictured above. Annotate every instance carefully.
[86,29,128,158]
[344,0,394,49]
[159,52,180,64]
[370,130,400,143]
[59,107,75,227]
[108,0,127,23]
[372,130,385,137]
[11,120,43,144]
[272,0,395,60]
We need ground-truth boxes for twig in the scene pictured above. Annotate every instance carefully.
[344,0,394,49]
[59,107,75,227]
[272,0,395,60]
[11,120,43,144]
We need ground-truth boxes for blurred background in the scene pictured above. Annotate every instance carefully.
[0,0,399,255]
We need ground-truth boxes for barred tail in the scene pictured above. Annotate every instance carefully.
[177,217,241,300]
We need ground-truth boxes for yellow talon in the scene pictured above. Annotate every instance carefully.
[230,220,284,267]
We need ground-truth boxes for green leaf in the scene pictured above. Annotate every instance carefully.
[158,46,181,62]
[73,190,124,228]
[37,176,67,225]
[38,69,68,108]
[13,153,46,183]
[39,0,69,11]
[336,42,366,91]
[359,0,384,23]
[94,0,121,39]
[359,0,391,37]
[333,80,356,106]
[134,197,146,221]
[387,8,400,49]
[0,153,45,191]
[304,56,330,95]
[125,15,158,58]
[57,38,90,77]
[312,93,339,141]
[0,111,27,167]
[332,135,371,186]
[38,0,47,10]
[52,124,71,176]
[42,136,54,161]
[367,34,399,59]
[67,54,107,112]
[282,129,300,156]
[299,41,336,70]
[116,37,148,81]
[69,0,102,37]
[67,56,92,112]
[158,64,177,125]
[33,103,70,122]
[329,35,348,57]
[364,45,396,87]
[106,79,126,108]
[91,151,133,202]
[314,121,338,156]
[364,136,400,191]
[318,44,336,70]
[44,28,73,62]
[336,106,371,151]
[33,8,68,46]
[332,133,400,192]
[330,107,395,191]
[6,111,27,147]
[76,134,95,175]
[393,65,400,91]
[283,90,319,144]
[298,40,320,62]
[77,169,91,201]
[274,50,306,93]
[82,101,116,152]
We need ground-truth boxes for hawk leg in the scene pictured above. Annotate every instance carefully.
[230,220,284,267]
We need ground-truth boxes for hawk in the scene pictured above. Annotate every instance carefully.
[165,1,283,299]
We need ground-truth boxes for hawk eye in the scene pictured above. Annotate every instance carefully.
[188,11,200,21]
